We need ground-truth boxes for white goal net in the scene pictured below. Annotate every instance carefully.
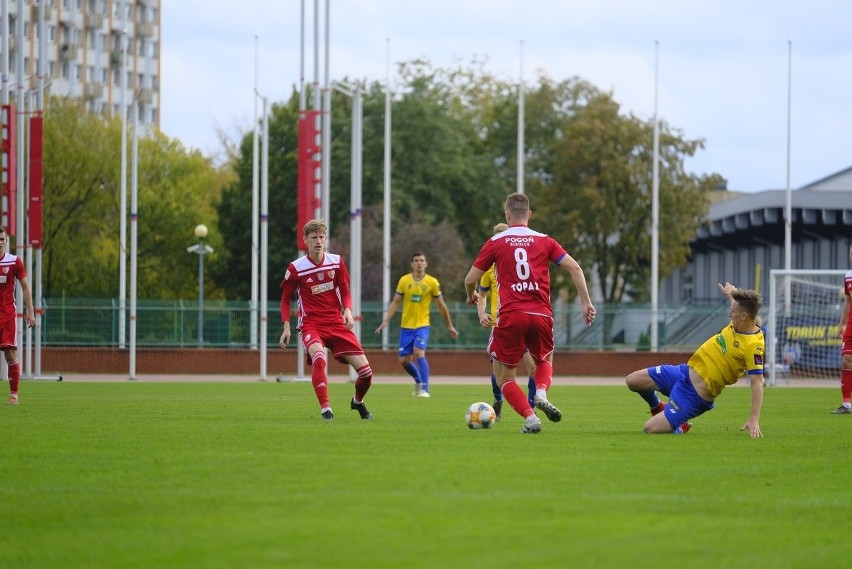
[767,269,847,385]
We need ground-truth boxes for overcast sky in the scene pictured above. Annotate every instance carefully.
[160,0,851,193]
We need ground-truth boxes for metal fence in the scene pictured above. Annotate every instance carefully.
[40,298,729,351]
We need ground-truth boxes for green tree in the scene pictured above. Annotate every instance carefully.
[42,98,226,299]
[213,62,721,315]
[42,99,121,297]
[528,79,720,304]
[133,131,227,299]
[209,93,301,300]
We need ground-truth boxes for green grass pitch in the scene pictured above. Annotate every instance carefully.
[1,381,851,569]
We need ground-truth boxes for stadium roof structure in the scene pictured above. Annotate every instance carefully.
[691,167,852,253]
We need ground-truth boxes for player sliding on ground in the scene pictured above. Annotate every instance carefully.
[625,282,765,437]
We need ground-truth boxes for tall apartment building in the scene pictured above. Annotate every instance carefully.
[4,0,160,127]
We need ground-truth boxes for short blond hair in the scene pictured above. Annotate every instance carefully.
[493,222,508,235]
[303,218,328,238]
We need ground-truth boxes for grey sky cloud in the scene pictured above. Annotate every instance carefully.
[161,0,852,192]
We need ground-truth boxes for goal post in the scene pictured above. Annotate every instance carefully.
[767,269,847,386]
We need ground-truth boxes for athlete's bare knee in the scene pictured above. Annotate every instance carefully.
[625,370,646,391]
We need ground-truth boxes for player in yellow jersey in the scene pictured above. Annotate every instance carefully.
[376,252,459,396]
[625,282,765,437]
[476,223,537,420]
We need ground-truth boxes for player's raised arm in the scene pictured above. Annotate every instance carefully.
[718,282,737,297]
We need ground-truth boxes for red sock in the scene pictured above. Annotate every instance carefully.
[841,367,852,403]
[534,360,553,392]
[8,359,19,394]
[310,351,330,408]
[501,381,535,418]
[354,363,372,401]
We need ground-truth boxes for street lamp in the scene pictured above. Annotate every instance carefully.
[187,224,213,346]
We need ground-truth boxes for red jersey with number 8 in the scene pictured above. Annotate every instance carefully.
[472,225,567,318]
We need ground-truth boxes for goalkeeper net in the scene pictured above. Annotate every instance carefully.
[767,269,847,385]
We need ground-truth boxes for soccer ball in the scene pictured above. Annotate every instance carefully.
[465,401,496,430]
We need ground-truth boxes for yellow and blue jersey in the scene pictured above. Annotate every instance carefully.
[396,273,443,329]
[478,265,499,323]
[689,322,765,397]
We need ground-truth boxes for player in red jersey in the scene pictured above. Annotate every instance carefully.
[832,242,852,415]
[0,227,35,405]
[279,219,374,421]
[464,193,595,433]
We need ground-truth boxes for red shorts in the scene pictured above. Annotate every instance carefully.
[300,322,365,364]
[487,311,553,368]
[843,337,852,356]
[0,317,17,350]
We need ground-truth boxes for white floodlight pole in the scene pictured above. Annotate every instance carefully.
[34,0,46,377]
[1,0,8,104]
[14,0,24,362]
[650,40,660,351]
[129,99,139,379]
[312,0,321,223]
[299,0,306,110]
[517,39,525,194]
[250,36,260,349]
[382,39,391,349]
[119,23,128,349]
[333,82,362,381]
[783,40,793,315]
[351,86,362,342]
[0,1,6,378]
[23,92,31,378]
[260,96,269,380]
[352,86,362,382]
[0,2,7,390]
[321,0,331,236]
[295,0,307,380]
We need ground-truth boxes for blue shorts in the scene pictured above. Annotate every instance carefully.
[647,364,715,428]
[399,326,430,357]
